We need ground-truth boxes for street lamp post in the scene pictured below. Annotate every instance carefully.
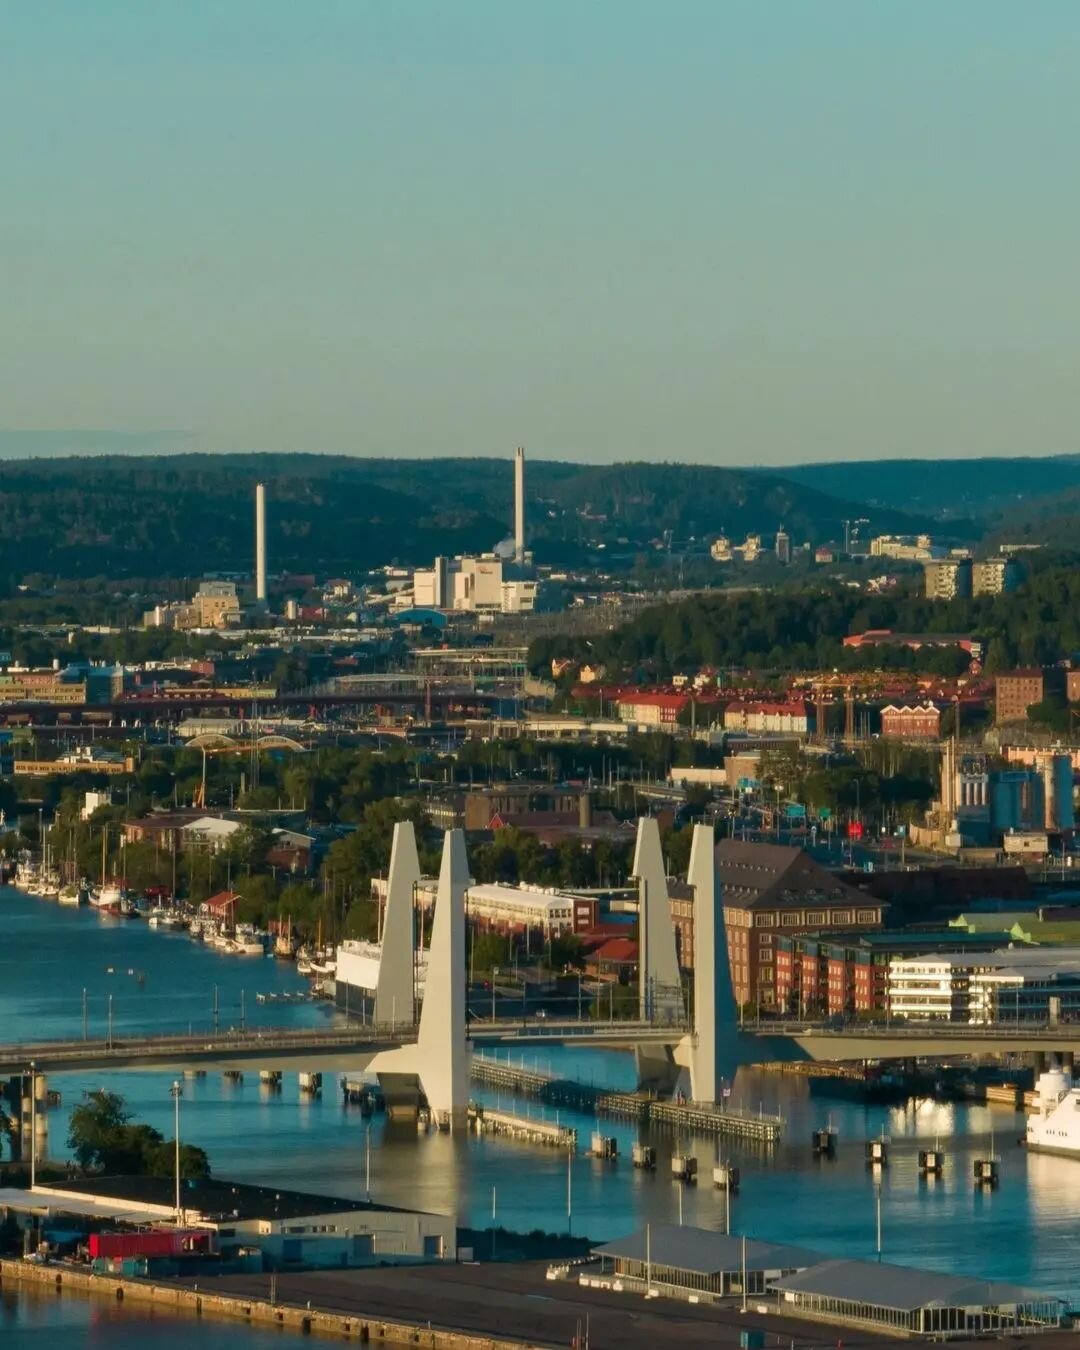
[170,1080,183,1223]
[28,1062,37,1190]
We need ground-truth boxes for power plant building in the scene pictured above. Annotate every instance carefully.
[942,745,1074,841]
[410,554,538,614]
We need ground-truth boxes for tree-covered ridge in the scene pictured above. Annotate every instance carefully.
[0,452,938,580]
[0,455,504,579]
[772,453,1080,522]
[530,559,1080,677]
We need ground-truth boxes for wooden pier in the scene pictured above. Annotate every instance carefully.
[470,1056,783,1145]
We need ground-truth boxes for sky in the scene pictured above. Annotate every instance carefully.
[4,1,1080,466]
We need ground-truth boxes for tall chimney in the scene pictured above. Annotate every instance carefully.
[514,446,525,565]
[255,482,267,610]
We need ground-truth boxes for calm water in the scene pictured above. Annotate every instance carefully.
[3,884,1080,1345]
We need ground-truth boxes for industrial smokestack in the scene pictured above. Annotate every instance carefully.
[255,482,267,610]
[514,447,525,565]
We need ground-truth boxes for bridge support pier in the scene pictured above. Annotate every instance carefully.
[686,824,724,1103]
[374,823,420,1025]
[636,1043,679,1096]
[368,829,470,1129]
[634,819,683,1024]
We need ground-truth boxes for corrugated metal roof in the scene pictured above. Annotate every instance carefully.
[773,1259,1061,1312]
[594,1225,819,1276]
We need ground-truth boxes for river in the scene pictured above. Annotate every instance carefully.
[2,885,1079,1343]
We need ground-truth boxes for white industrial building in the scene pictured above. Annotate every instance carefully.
[30,1177,454,1267]
[410,553,538,614]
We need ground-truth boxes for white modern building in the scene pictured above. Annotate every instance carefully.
[370,875,580,935]
[464,883,577,934]
[889,948,1080,1023]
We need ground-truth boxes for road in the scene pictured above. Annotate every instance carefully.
[0,1017,692,1076]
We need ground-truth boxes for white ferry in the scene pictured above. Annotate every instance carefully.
[1026,1067,1080,1157]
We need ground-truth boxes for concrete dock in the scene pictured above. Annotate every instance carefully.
[468,1103,576,1148]
[6,1257,1063,1350]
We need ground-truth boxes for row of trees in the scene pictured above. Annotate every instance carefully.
[755,742,937,822]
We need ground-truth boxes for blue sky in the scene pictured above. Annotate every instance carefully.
[4,1,1080,464]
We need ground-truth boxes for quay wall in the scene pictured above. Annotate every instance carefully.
[0,1258,541,1350]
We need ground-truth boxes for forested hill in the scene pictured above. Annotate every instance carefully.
[0,452,939,580]
[529,559,1080,678]
[772,454,1080,522]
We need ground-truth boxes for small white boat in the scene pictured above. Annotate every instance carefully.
[231,936,266,956]
[58,885,85,907]
[147,907,184,930]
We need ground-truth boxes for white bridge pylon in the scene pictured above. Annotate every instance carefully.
[366,818,734,1123]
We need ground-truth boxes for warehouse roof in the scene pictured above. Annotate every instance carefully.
[465,883,578,910]
[773,1259,1062,1312]
[595,1225,819,1276]
[40,1176,414,1221]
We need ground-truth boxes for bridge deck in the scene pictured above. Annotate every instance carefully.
[0,1019,690,1076]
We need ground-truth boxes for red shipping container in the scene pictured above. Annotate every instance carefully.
[89,1230,183,1260]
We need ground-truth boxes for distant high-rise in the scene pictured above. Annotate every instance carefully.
[775,526,791,565]
[514,447,525,565]
[924,558,972,601]
[255,482,267,610]
[972,557,1020,596]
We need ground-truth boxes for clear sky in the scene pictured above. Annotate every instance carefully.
[4,1,1080,465]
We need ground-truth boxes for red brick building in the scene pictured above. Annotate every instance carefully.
[995,668,1065,724]
[879,702,941,740]
[717,840,886,1011]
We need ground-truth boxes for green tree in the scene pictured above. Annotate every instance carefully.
[67,1089,211,1177]
[470,931,511,974]
[223,823,274,870]
[68,1090,131,1170]
[143,1140,211,1180]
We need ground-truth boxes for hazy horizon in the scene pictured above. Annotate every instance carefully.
[0,430,1078,470]
[6,3,1080,465]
